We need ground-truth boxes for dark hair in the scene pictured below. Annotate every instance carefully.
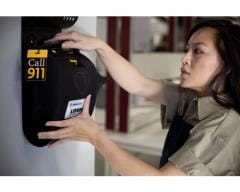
[187,19,240,113]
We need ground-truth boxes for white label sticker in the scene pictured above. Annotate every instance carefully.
[64,99,85,119]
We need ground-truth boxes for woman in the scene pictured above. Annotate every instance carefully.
[38,20,240,176]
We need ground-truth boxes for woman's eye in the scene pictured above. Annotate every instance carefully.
[194,48,203,54]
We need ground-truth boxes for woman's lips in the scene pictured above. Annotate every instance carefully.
[181,68,191,78]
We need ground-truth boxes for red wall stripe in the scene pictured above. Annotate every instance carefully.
[106,17,117,130]
[167,17,175,52]
[119,17,130,133]
[184,17,192,44]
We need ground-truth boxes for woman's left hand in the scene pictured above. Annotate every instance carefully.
[38,95,101,148]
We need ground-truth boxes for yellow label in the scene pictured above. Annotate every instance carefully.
[69,59,77,65]
[27,49,48,58]
[26,49,47,81]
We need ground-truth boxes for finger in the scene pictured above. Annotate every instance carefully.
[82,95,91,115]
[48,139,71,148]
[45,119,73,128]
[54,32,70,37]
[62,41,82,49]
[38,127,73,139]
[45,32,69,42]
[48,31,80,42]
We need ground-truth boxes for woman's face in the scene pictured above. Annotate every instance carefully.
[180,27,222,93]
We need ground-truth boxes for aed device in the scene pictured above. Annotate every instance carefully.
[22,17,105,147]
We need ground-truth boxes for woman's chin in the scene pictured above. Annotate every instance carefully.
[180,80,189,88]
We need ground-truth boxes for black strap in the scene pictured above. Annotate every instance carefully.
[159,115,193,168]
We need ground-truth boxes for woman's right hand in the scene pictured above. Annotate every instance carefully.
[47,31,105,52]
[38,95,103,148]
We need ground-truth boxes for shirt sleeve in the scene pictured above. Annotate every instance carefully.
[162,81,181,121]
[168,110,240,176]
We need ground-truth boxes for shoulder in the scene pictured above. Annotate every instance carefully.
[194,106,240,133]
[223,108,240,123]
[212,109,240,140]
[191,105,239,138]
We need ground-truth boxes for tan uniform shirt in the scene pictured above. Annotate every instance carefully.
[163,81,240,176]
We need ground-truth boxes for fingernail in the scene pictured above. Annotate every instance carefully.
[45,122,50,126]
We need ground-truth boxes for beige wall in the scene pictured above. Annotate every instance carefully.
[131,52,184,80]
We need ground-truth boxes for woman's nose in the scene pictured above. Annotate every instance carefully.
[182,54,191,66]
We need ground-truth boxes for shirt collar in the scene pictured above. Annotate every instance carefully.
[197,96,226,121]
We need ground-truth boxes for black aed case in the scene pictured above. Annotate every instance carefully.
[22,17,105,147]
